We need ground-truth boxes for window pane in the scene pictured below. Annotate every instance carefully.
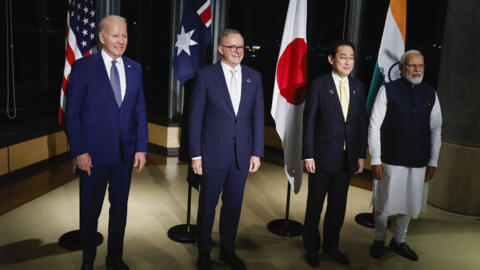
[0,0,67,147]
[228,0,346,126]
[121,0,172,125]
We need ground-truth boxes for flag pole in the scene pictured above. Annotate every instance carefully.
[267,181,303,237]
[168,180,198,243]
[59,180,104,250]
[356,0,405,229]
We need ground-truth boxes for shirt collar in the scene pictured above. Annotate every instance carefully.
[331,71,348,84]
[101,49,123,66]
[221,61,241,73]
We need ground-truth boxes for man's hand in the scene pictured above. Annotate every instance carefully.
[249,156,261,172]
[134,152,147,173]
[354,158,365,175]
[305,159,315,174]
[76,153,92,176]
[372,164,383,180]
[191,159,203,175]
[425,166,436,182]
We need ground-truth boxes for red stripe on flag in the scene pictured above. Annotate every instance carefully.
[61,76,67,93]
[198,5,211,25]
[66,43,75,66]
[58,107,64,124]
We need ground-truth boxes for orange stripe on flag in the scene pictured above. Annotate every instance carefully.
[390,0,407,43]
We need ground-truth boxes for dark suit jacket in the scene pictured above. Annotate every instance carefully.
[65,52,148,165]
[302,73,367,173]
[188,61,264,171]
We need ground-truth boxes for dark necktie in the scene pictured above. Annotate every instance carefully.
[110,60,122,107]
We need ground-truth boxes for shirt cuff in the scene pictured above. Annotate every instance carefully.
[304,158,314,161]
[370,157,382,165]
[192,156,201,160]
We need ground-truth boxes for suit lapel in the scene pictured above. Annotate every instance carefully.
[122,56,133,108]
[326,75,345,120]
[346,77,357,122]
[214,62,236,115]
[237,64,249,116]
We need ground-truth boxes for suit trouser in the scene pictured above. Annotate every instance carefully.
[196,157,249,257]
[303,157,351,252]
[79,160,133,264]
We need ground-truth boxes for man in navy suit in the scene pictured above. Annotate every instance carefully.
[302,40,367,267]
[65,15,147,270]
[189,29,264,270]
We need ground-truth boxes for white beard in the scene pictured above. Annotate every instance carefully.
[404,72,424,85]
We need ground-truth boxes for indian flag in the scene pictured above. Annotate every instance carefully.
[366,0,406,115]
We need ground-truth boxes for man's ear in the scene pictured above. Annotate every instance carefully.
[328,55,334,65]
[98,32,105,45]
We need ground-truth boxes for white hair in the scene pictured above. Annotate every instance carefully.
[400,50,423,66]
[99,15,127,33]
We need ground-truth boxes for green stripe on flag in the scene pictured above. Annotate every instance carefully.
[366,62,385,115]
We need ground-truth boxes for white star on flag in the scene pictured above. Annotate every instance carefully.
[81,40,87,47]
[82,29,88,36]
[175,26,198,56]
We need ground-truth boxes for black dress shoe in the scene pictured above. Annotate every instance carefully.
[370,240,385,259]
[389,238,418,261]
[323,249,350,265]
[105,259,130,270]
[80,264,93,270]
[197,256,212,270]
[305,250,320,267]
[220,250,246,270]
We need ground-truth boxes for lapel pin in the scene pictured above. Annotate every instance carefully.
[127,64,132,68]
[246,78,251,83]
[329,89,335,94]
[353,88,358,95]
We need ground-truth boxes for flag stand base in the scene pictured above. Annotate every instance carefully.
[168,224,198,243]
[267,182,303,237]
[58,230,103,250]
[168,181,198,243]
[267,219,303,237]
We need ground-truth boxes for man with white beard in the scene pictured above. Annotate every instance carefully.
[368,50,442,261]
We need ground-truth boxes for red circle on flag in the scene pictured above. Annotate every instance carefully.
[276,38,308,105]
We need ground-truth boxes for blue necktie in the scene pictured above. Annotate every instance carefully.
[110,60,122,107]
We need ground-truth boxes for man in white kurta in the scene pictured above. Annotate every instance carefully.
[368,50,442,261]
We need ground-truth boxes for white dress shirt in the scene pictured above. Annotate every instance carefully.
[221,61,242,115]
[101,49,126,101]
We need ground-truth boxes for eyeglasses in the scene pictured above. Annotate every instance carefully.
[221,45,244,52]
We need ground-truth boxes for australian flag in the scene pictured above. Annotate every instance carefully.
[172,0,212,84]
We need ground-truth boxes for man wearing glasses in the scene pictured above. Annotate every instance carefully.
[189,28,264,270]
[368,50,442,261]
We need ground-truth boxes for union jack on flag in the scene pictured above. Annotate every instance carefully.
[59,0,97,124]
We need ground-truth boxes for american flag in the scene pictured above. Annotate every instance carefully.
[59,0,97,124]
